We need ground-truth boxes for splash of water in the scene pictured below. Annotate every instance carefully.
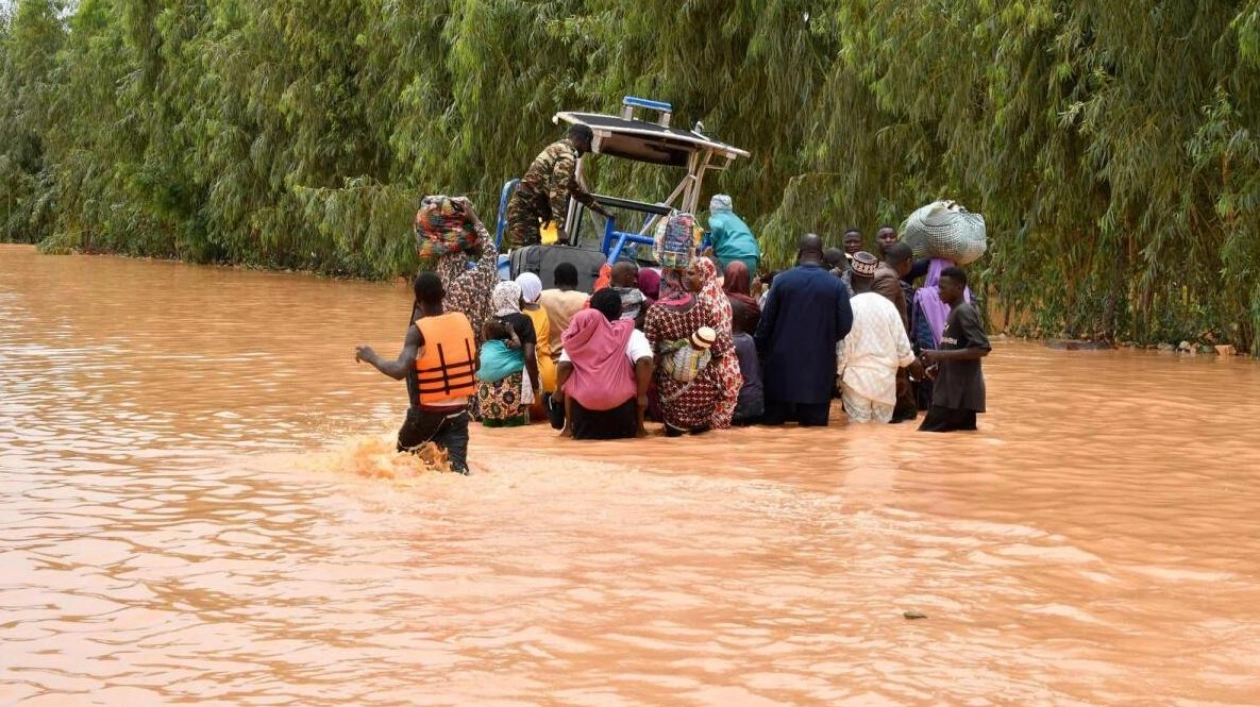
[312,434,451,480]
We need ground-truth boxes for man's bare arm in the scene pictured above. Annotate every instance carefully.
[355,325,421,380]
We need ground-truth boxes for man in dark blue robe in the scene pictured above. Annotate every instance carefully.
[754,233,854,426]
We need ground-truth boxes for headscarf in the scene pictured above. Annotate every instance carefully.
[913,258,972,347]
[723,261,752,296]
[561,309,636,411]
[637,268,661,304]
[723,261,760,331]
[695,254,742,429]
[656,267,692,307]
[492,281,522,317]
[515,272,542,304]
[709,194,733,214]
[432,219,499,344]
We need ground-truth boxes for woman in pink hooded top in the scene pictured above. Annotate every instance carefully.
[555,289,655,439]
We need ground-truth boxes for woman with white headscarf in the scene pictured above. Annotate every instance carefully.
[515,272,557,422]
[476,281,539,427]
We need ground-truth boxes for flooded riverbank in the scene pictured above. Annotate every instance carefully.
[2,245,1258,705]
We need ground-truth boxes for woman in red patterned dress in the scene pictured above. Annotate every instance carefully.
[644,260,733,435]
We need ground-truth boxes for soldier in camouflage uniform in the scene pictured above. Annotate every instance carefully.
[505,124,610,249]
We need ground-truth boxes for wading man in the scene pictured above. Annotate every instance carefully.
[755,233,854,427]
[505,124,610,248]
[354,273,476,474]
[919,266,990,432]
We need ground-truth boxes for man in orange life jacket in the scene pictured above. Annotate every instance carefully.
[355,272,477,474]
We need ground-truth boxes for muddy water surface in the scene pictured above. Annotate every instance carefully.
[2,244,1258,706]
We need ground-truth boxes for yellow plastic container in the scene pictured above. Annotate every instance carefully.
[540,221,560,245]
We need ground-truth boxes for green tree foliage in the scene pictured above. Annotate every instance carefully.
[1,0,1258,350]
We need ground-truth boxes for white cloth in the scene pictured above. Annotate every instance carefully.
[559,329,653,364]
[842,383,894,423]
[837,293,916,406]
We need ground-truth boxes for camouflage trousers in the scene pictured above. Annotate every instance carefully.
[505,189,544,249]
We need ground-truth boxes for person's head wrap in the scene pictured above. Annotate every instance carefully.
[723,261,752,296]
[515,272,542,304]
[637,268,661,302]
[492,281,523,316]
[709,194,733,214]
[851,251,879,278]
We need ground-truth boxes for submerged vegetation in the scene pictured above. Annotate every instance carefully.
[1,0,1259,350]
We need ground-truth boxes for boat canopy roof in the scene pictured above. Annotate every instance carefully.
[553,111,750,168]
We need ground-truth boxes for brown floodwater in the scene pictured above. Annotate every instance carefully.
[2,243,1258,706]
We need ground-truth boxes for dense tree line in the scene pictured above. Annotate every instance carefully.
[2,0,1258,350]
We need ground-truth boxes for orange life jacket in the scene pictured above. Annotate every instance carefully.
[413,312,477,406]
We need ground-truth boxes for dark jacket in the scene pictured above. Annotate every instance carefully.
[754,263,853,405]
[872,263,909,332]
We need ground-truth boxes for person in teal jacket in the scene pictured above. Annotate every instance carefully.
[707,194,761,274]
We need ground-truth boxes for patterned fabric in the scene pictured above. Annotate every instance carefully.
[478,371,528,427]
[660,341,713,384]
[493,281,523,317]
[505,139,599,247]
[695,258,742,429]
[415,196,482,269]
[432,219,499,420]
[654,213,699,268]
[644,298,723,431]
[434,221,499,347]
[837,292,916,407]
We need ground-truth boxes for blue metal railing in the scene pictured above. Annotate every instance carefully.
[622,96,673,112]
[602,217,657,264]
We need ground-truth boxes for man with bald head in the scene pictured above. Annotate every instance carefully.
[754,233,854,426]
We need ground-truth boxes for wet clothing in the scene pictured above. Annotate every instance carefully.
[872,262,916,420]
[929,301,990,413]
[920,301,989,433]
[568,398,639,440]
[838,293,917,423]
[505,139,600,248]
[761,400,831,427]
[732,332,764,425]
[645,294,725,432]
[708,208,761,274]
[398,310,476,473]
[754,263,853,423]
[560,313,651,440]
[560,310,638,411]
[397,407,470,473]
[918,406,977,432]
[478,371,528,427]
[695,258,742,429]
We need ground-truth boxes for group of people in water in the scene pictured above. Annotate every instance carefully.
[355,190,991,474]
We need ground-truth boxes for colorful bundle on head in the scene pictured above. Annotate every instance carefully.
[654,212,698,268]
[414,195,483,270]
